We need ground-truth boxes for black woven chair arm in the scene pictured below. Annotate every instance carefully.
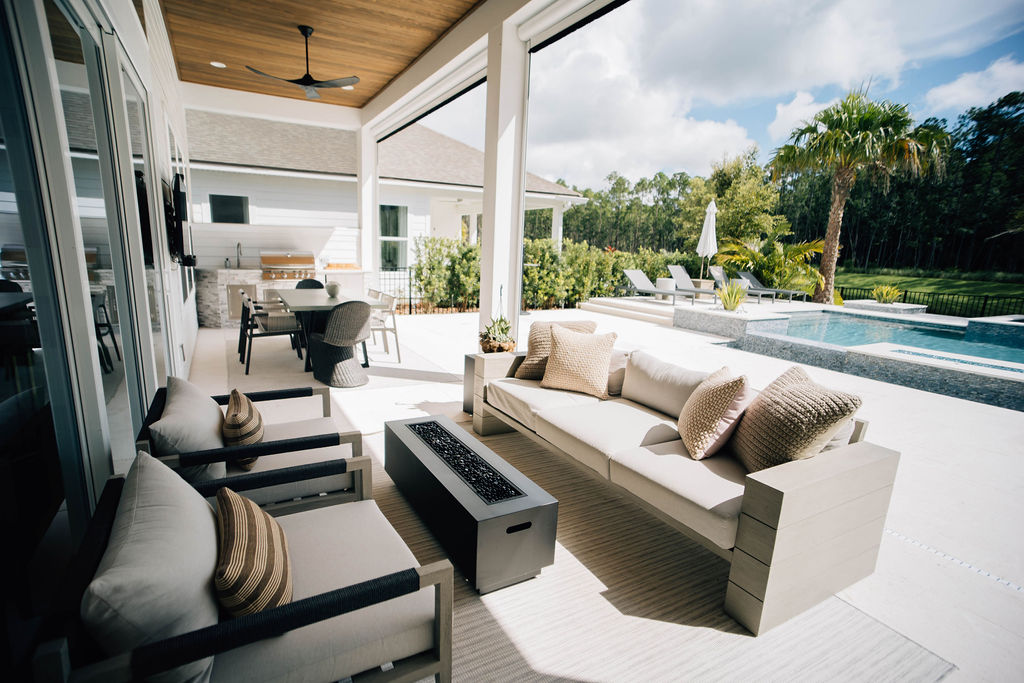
[192,459,350,497]
[210,387,314,405]
[130,568,421,678]
[177,433,342,467]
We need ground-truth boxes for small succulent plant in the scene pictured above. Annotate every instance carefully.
[719,281,747,311]
[871,284,901,304]
[480,315,514,344]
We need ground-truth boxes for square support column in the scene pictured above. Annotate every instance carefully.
[468,213,479,245]
[356,125,378,288]
[479,21,529,336]
[551,203,564,251]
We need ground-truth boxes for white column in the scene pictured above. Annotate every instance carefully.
[468,213,479,245]
[479,21,529,335]
[356,125,378,288]
[551,203,564,252]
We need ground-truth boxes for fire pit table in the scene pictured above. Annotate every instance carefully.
[385,415,557,593]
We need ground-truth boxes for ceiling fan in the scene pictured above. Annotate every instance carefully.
[245,25,359,100]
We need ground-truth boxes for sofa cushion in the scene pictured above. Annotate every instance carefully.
[534,398,680,477]
[541,327,617,399]
[214,488,293,617]
[610,440,748,550]
[677,368,753,460]
[222,390,264,470]
[486,378,600,431]
[620,350,710,419]
[149,376,225,482]
[514,320,598,379]
[81,452,219,683]
[607,349,629,396]
[210,500,434,683]
[732,366,862,473]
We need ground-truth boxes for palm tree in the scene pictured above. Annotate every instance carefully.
[771,91,949,303]
[716,228,824,294]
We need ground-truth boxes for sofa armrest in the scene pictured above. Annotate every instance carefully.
[724,441,899,635]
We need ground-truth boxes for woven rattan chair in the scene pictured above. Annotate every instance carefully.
[309,301,372,387]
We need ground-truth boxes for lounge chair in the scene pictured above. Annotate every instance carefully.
[738,271,808,301]
[667,264,718,303]
[708,265,775,304]
[622,269,696,306]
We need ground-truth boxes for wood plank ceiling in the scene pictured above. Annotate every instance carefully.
[159,0,480,108]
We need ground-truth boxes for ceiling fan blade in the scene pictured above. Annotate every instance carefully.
[245,65,291,83]
[301,86,321,100]
[313,75,360,89]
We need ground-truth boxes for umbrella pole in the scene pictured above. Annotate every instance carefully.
[699,258,705,280]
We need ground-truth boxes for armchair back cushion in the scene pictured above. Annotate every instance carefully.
[621,350,710,418]
[149,377,226,482]
[81,452,219,683]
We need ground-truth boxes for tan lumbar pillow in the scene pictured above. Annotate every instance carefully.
[541,326,617,399]
[214,487,293,617]
[222,389,264,470]
[678,367,753,460]
[731,366,862,473]
[515,320,598,380]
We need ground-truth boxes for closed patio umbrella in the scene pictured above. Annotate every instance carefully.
[697,199,718,279]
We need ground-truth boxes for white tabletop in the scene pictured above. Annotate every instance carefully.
[275,288,382,312]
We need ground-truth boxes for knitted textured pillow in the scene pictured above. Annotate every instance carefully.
[731,366,862,473]
[214,487,292,617]
[222,389,264,470]
[540,326,617,399]
[677,367,753,460]
[515,320,598,380]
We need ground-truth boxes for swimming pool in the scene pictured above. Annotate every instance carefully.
[785,312,1024,365]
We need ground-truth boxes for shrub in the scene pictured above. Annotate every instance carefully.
[447,242,480,310]
[413,237,458,311]
[719,281,747,311]
[871,284,901,304]
[522,238,565,308]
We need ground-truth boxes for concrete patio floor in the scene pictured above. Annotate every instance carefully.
[188,306,1024,681]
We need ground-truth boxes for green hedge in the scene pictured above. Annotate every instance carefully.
[411,236,703,310]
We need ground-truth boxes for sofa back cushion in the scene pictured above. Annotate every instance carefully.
[621,350,710,418]
[515,320,598,380]
[541,327,618,399]
[81,452,219,682]
[731,366,862,472]
[607,349,629,396]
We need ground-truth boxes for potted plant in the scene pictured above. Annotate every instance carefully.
[871,284,901,304]
[479,315,516,353]
[719,281,747,312]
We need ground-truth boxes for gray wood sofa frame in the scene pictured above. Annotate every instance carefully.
[33,456,454,683]
[468,352,899,635]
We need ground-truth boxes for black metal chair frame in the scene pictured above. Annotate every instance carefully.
[239,292,303,375]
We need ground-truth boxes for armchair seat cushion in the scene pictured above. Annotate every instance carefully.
[486,378,600,431]
[210,500,434,683]
[609,440,747,550]
[534,399,680,478]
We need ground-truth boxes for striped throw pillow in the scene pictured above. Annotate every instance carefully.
[222,389,263,470]
[214,487,293,617]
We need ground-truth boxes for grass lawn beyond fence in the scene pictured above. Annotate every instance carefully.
[835,273,1024,298]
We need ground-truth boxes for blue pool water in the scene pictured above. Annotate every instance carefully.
[784,312,1024,366]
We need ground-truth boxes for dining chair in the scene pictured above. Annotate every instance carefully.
[241,291,304,375]
[91,291,120,371]
[308,301,372,387]
[370,291,401,362]
[296,278,324,290]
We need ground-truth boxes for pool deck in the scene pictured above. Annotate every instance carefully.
[186,307,1024,680]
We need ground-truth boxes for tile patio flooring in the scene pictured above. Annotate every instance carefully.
[185,306,1024,680]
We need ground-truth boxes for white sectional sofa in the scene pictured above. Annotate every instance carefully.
[468,349,899,635]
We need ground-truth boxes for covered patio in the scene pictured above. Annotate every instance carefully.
[182,307,1023,680]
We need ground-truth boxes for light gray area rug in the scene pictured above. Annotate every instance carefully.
[369,426,955,682]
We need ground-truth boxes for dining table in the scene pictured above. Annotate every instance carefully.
[275,288,384,372]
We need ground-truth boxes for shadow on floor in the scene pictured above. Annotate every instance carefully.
[366,366,463,384]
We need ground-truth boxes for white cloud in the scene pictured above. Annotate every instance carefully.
[768,92,837,142]
[925,56,1024,111]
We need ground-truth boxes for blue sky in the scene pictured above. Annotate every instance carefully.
[423,0,1024,189]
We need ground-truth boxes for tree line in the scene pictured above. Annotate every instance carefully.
[526,91,1023,278]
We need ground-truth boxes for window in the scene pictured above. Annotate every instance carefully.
[379,205,408,270]
[210,194,249,223]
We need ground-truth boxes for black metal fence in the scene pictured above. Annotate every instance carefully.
[836,286,1024,318]
[377,268,414,314]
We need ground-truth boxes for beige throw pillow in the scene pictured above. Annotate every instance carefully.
[541,327,618,399]
[678,367,753,460]
[222,389,264,470]
[731,366,862,473]
[515,320,598,380]
[214,487,293,617]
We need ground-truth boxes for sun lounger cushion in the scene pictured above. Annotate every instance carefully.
[210,500,434,683]
[534,399,680,477]
[621,350,710,418]
[81,452,219,683]
[486,378,600,431]
[609,440,747,549]
[515,320,598,379]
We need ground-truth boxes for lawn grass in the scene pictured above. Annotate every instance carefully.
[835,273,1024,298]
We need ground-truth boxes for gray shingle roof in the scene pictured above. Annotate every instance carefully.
[185,110,577,197]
